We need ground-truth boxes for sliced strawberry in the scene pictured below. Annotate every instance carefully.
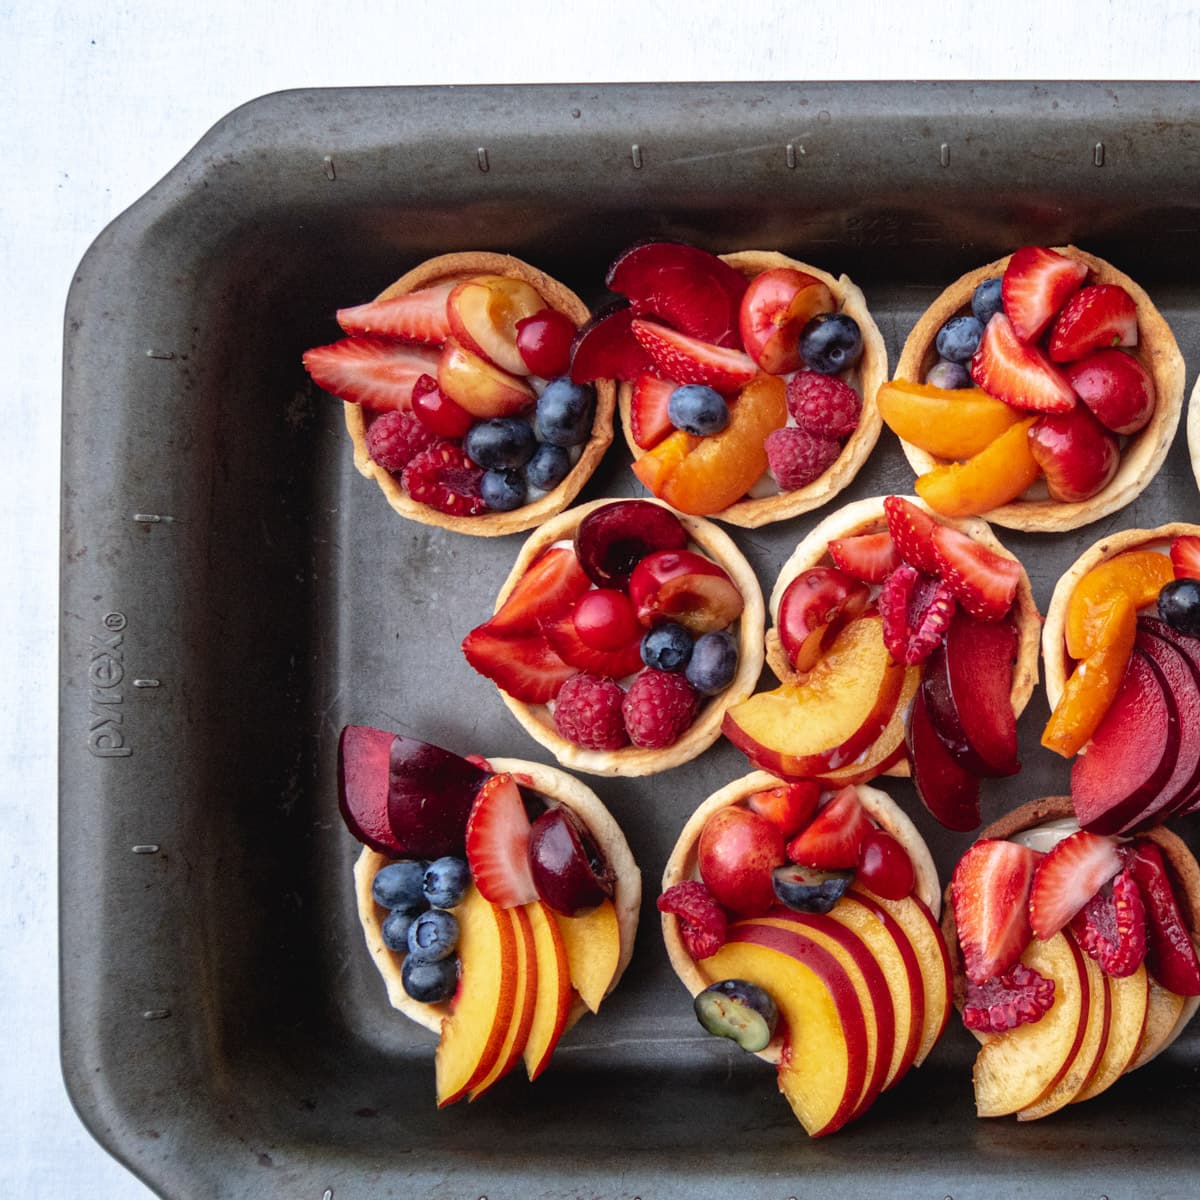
[464,773,538,908]
[877,565,956,666]
[461,623,576,704]
[1126,840,1200,995]
[570,300,655,384]
[1070,867,1147,977]
[951,838,1039,984]
[971,313,1077,413]
[1171,535,1200,581]
[629,373,677,450]
[630,318,758,394]
[542,610,645,679]
[785,786,872,870]
[881,495,941,575]
[1028,830,1124,941]
[931,524,1020,621]
[1001,246,1088,342]
[746,780,821,838]
[1047,284,1138,363]
[302,336,442,412]
[336,281,456,345]
[488,547,592,635]
[827,532,901,584]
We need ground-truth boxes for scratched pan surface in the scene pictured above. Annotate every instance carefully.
[61,83,1200,1199]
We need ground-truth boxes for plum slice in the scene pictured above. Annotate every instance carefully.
[1138,617,1200,820]
[339,725,407,855]
[569,299,654,384]
[905,686,981,832]
[385,733,491,858]
[574,498,688,589]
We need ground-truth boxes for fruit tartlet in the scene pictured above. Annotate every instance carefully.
[721,495,1040,830]
[302,252,615,535]
[571,241,886,527]
[880,245,1185,531]
[1041,523,1200,832]
[462,497,764,777]
[659,774,951,1137]
[338,724,640,1105]
[943,796,1200,1120]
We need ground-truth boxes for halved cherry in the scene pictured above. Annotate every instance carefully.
[628,549,744,635]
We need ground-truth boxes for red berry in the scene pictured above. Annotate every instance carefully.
[785,371,862,438]
[786,786,872,870]
[622,670,698,749]
[657,880,728,960]
[745,781,821,838]
[856,828,915,900]
[962,962,1056,1033]
[552,672,629,751]
[515,308,576,379]
[365,409,440,472]
[1070,868,1147,978]
[877,565,957,666]
[764,427,841,490]
[571,589,641,652]
[410,373,475,438]
[401,442,488,516]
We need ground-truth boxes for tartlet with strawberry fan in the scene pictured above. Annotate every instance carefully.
[617,250,886,528]
[356,755,640,1044]
[335,252,615,535]
[892,246,1184,532]
[470,497,765,777]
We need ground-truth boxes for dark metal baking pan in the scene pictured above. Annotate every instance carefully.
[61,82,1200,1199]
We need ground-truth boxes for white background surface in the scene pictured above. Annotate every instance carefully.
[6,2,1200,1195]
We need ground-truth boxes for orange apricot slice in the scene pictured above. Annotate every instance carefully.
[877,379,1024,459]
[1065,550,1175,660]
[914,418,1039,518]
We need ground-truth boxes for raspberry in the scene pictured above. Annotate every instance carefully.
[657,880,727,960]
[365,410,440,472]
[1070,867,1147,977]
[878,564,957,666]
[552,673,629,751]
[622,669,698,749]
[962,962,1056,1033]
[785,371,862,438]
[401,442,488,516]
[764,427,840,491]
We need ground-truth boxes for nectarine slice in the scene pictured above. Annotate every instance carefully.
[522,900,575,1080]
[1073,963,1148,1103]
[876,379,1024,460]
[554,898,621,1013]
[705,931,868,1137]
[723,616,905,780]
[819,666,920,786]
[1127,976,1187,1071]
[435,887,519,1106]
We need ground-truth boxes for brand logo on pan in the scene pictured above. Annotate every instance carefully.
[88,612,131,758]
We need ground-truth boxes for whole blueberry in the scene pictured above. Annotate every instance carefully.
[972,277,1004,326]
[373,860,428,910]
[925,359,973,390]
[423,856,471,909]
[481,468,526,512]
[685,630,739,696]
[798,312,864,375]
[668,385,729,436]
[464,418,537,470]
[381,906,422,952]
[407,908,460,963]
[536,378,596,447]
[525,442,572,492]
[935,315,985,364]
[401,953,459,1003]
[1159,578,1200,635]
[641,622,694,672]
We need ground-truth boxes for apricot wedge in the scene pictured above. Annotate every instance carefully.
[914,417,1039,518]
[877,379,1024,459]
[1066,550,1174,660]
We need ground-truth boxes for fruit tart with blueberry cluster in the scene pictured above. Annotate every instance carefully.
[571,242,886,527]
[721,495,1040,830]
[658,774,952,1136]
[338,724,639,1105]
[943,797,1200,1120]
[302,252,615,534]
[878,245,1185,530]
[1041,523,1200,832]
[461,498,764,776]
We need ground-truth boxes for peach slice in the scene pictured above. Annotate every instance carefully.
[723,615,906,780]
[914,417,1040,519]
[522,900,574,1080]
[705,929,869,1137]
[468,902,539,1100]
[972,931,1090,1118]
[435,888,520,1107]
[554,898,621,1013]
[1073,963,1149,1103]
[447,274,545,376]
[876,380,1023,459]
[1128,976,1187,1071]
[437,337,534,418]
